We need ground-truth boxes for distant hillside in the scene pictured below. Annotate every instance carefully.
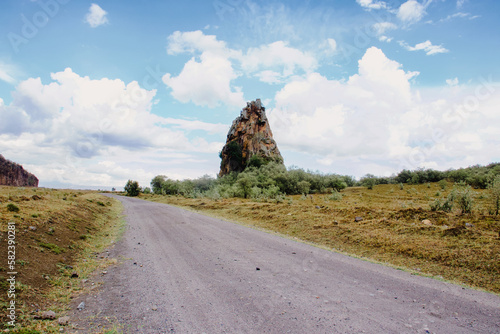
[0,154,38,187]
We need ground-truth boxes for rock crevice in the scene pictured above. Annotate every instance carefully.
[219,99,283,176]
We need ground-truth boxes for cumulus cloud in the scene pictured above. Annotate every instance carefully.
[85,3,109,28]
[0,68,225,187]
[163,52,244,108]
[267,47,500,176]
[164,30,244,108]
[397,0,427,25]
[242,41,317,80]
[167,30,231,56]
[163,30,320,106]
[269,47,419,159]
[400,40,449,55]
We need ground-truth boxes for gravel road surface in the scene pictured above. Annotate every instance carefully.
[70,195,500,333]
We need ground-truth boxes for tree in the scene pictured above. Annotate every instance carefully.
[297,180,311,195]
[236,173,257,198]
[490,175,500,215]
[151,175,167,194]
[124,180,140,197]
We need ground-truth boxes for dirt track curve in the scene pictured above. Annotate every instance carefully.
[70,195,500,333]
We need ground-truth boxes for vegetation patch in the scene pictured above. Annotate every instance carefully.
[0,186,124,332]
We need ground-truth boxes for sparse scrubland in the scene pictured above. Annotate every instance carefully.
[0,187,123,332]
[143,162,500,294]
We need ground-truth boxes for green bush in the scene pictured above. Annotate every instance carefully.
[456,185,474,214]
[124,180,140,197]
[489,175,500,215]
[7,203,19,212]
[326,190,343,201]
[247,155,265,168]
[430,198,442,212]
[297,180,311,195]
[429,189,455,212]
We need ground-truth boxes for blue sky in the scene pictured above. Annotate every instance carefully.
[0,0,499,189]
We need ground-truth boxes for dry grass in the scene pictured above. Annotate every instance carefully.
[142,181,500,294]
[0,187,124,333]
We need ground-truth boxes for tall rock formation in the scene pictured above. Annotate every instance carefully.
[0,155,39,187]
[219,99,283,176]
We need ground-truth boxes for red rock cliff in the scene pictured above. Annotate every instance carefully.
[0,155,39,187]
[219,99,283,177]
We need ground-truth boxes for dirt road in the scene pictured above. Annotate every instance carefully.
[71,195,499,333]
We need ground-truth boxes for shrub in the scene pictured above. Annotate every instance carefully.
[7,203,19,212]
[430,199,442,212]
[456,186,474,214]
[441,190,456,212]
[326,190,343,201]
[489,175,500,215]
[236,173,257,198]
[247,155,265,168]
[124,180,140,197]
[297,180,311,195]
[439,179,447,190]
[151,175,167,194]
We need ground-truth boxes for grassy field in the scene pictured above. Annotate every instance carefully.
[142,181,500,294]
[0,186,124,333]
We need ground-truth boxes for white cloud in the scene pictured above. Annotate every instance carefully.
[379,36,393,43]
[242,41,317,80]
[267,47,500,176]
[397,0,427,24]
[163,52,244,108]
[85,3,109,28]
[356,0,387,10]
[254,70,283,84]
[167,30,230,56]
[373,22,397,36]
[400,40,449,55]
[327,38,337,53]
[268,47,419,162]
[372,22,397,42]
[440,12,480,22]
[164,31,319,106]
[0,63,16,84]
[446,77,459,86]
[164,31,244,108]
[0,68,225,187]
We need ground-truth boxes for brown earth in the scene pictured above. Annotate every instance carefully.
[0,187,120,329]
